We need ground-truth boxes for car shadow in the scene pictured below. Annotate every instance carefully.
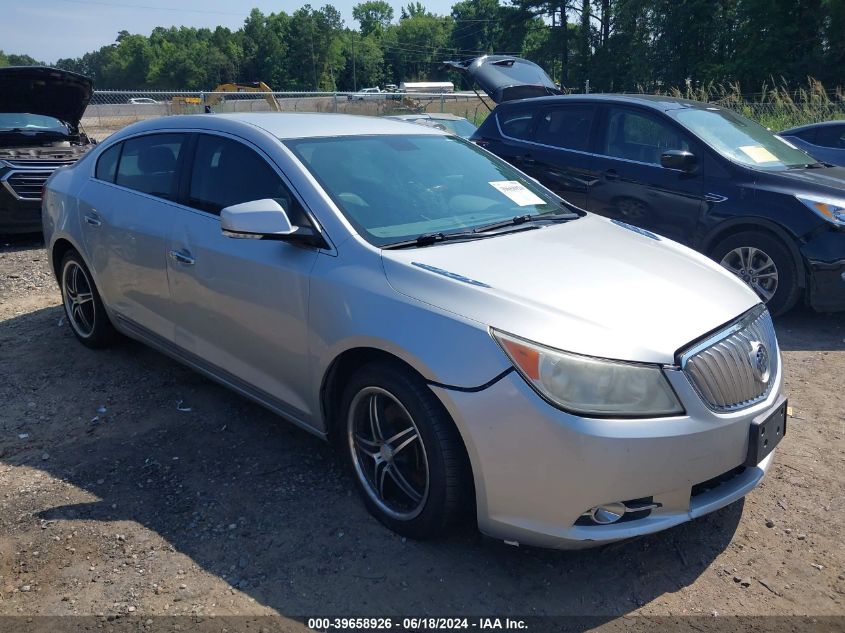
[774,305,845,352]
[0,232,44,249]
[1,303,745,624]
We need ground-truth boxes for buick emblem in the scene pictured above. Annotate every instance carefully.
[748,341,771,383]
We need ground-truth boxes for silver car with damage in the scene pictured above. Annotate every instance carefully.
[42,113,786,548]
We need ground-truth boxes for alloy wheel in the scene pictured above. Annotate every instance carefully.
[348,386,430,520]
[720,246,779,302]
[62,260,97,338]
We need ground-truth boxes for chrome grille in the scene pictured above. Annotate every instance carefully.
[3,159,76,169]
[680,306,779,412]
[2,170,53,200]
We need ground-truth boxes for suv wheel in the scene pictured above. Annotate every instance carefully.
[711,231,800,316]
[341,362,470,539]
[60,251,117,348]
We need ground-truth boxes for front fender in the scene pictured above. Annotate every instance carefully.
[307,252,511,421]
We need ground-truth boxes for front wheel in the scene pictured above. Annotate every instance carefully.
[341,362,471,539]
[711,231,801,316]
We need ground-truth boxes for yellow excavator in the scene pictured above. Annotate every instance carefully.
[171,82,280,114]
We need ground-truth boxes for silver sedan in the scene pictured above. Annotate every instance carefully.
[42,113,786,548]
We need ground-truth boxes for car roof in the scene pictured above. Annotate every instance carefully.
[781,120,845,134]
[109,112,446,140]
[497,93,714,112]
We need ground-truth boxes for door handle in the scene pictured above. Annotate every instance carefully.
[604,169,620,181]
[84,214,101,227]
[521,155,537,166]
[169,249,195,266]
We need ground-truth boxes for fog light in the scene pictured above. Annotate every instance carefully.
[590,502,627,525]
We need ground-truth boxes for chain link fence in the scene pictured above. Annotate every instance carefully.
[82,91,495,141]
[82,89,845,141]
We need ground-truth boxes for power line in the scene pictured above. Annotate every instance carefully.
[52,0,245,16]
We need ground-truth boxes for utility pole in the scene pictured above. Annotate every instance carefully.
[351,31,357,91]
[310,15,317,91]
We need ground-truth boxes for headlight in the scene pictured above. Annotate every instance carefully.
[796,194,845,227]
[491,329,684,417]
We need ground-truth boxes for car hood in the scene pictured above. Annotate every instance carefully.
[756,163,845,197]
[0,67,93,130]
[381,215,760,365]
[443,55,561,103]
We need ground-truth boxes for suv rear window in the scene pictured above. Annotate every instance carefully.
[115,134,184,200]
[498,110,534,140]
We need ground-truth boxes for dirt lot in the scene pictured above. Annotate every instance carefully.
[0,234,843,631]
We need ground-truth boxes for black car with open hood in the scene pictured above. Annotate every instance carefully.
[443,55,561,103]
[0,66,96,234]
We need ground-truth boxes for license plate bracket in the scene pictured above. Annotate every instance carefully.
[745,399,787,467]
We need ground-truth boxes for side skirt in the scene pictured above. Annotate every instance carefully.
[112,313,327,441]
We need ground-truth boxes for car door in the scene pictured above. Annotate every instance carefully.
[78,133,187,340]
[587,106,704,244]
[520,103,597,209]
[165,132,320,422]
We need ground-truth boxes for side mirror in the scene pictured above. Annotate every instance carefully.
[220,199,296,239]
[660,149,697,172]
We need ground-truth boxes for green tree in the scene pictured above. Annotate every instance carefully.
[353,1,394,36]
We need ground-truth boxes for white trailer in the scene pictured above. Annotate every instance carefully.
[399,81,455,94]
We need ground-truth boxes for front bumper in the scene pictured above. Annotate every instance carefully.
[0,193,41,234]
[432,360,784,549]
[802,228,845,311]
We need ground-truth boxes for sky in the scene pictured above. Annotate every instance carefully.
[3,0,457,62]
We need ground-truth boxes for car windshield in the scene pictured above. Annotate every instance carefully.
[669,107,814,170]
[0,112,67,132]
[285,134,570,246]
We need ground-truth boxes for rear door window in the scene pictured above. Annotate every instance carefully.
[533,105,595,151]
[115,134,185,200]
[95,143,121,183]
[602,108,689,165]
[187,134,308,224]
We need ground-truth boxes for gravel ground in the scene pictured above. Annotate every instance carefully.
[0,234,843,632]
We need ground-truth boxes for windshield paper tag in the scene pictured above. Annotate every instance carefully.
[738,145,778,163]
[489,181,545,206]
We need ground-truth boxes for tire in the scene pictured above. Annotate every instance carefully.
[60,250,117,348]
[711,231,801,316]
[340,362,471,539]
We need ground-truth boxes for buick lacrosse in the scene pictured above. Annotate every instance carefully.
[43,113,785,548]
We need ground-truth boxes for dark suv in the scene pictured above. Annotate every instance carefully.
[450,56,845,314]
[0,66,96,234]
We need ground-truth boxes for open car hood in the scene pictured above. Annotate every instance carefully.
[0,67,93,130]
[443,55,561,103]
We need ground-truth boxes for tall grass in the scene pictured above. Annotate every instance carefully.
[664,78,845,130]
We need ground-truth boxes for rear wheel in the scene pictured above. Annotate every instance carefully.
[341,362,470,539]
[711,231,801,316]
[60,251,117,348]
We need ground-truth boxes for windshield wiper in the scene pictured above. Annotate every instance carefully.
[382,212,578,249]
[383,230,494,249]
[786,161,827,170]
[472,211,579,233]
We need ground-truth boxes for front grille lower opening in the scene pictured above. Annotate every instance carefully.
[691,465,747,498]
